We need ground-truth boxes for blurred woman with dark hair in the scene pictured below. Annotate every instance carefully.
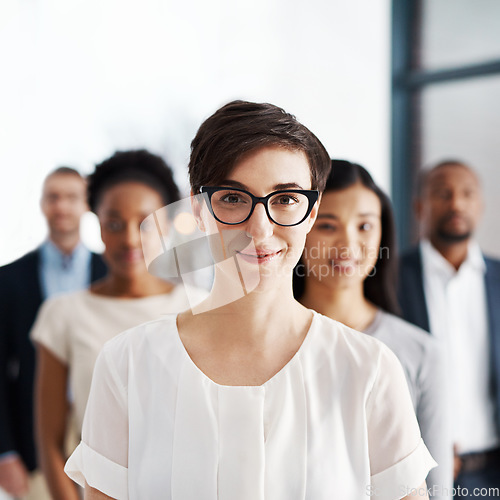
[32,150,206,500]
[295,159,452,499]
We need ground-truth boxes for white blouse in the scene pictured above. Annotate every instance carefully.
[65,311,436,500]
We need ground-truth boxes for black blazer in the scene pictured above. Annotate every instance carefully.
[0,248,106,471]
[398,246,500,437]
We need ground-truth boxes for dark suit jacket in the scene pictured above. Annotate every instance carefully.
[398,246,500,437]
[0,247,106,471]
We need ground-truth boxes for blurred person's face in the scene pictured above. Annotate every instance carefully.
[195,146,319,291]
[40,174,87,236]
[97,181,164,280]
[303,184,382,290]
[417,165,483,243]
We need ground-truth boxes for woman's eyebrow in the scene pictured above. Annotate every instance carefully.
[358,212,380,218]
[317,212,379,219]
[102,209,122,217]
[273,182,304,190]
[219,180,305,190]
[219,180,247,188]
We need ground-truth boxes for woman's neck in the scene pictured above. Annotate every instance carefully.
[191,272,310,347]
[91,273,174,298]
[300,278,377,332]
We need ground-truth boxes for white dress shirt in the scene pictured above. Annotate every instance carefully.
[421,239,499,454]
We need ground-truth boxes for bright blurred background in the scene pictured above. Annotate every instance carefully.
[0,0,391,265]
[2,0,500,266]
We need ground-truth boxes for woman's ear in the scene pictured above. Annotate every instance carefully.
[190,191,206,232]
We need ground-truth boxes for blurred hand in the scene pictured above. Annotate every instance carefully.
[0,455,29,497]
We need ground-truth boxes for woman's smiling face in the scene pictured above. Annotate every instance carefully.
[97,181,165,280]
[197,146,319,290]
[303,183,382,290]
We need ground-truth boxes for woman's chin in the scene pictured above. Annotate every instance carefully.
[113,263,149,280]
[306,269,363,291]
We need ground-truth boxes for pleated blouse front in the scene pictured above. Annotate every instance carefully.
[66,312,436,500]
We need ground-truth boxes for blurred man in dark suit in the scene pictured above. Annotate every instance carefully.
[398,161,500,499]
[0,167,106,499]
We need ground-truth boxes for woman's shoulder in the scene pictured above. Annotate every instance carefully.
[367,310,439,356]
[30,290,94,353]
[308,311,399,380]
[364,311,445,389]
[312,310,388,354]
[304,312,411,407]
[98,314,181,373]
[35,289,92,320]
[42,288,91,306]
[105,313,178,349]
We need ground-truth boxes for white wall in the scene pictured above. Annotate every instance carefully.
[0,0,391,265]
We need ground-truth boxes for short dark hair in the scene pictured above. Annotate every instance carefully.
[88,149,180,213]
[293,159,400,316]
[188,100,331,194]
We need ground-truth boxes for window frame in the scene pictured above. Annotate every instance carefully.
[391,0,500,249]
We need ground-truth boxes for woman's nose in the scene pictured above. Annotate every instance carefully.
[333,228,361,260]
[244,203,274,240]
[123,223,142,247]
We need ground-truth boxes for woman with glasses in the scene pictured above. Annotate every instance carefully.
[295,160,453,499]
[65,101,435,499]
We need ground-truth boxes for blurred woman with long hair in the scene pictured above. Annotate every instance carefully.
[295,160,452,499]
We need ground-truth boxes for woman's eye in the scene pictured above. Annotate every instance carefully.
[220,193,245,204]
[316,223,337,232]
[274,195,298,205]
[104,220,124,232]
[360,222,372,231]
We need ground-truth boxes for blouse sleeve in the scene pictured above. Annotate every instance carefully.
[415,341,453,500]
[65,345,129,500]
[30,296,70,363]
[367,344,437,500]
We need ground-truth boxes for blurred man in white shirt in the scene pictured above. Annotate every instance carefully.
[398,161,500,499]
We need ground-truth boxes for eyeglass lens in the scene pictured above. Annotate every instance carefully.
[210,190,310,225]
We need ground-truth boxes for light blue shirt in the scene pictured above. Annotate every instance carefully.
[39,239,92,299]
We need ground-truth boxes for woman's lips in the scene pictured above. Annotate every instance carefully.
[119,250,144,263]
[331,260,358,272]
[236,249,282,264]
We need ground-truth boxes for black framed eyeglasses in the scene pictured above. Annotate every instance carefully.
[199,186,319,227]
